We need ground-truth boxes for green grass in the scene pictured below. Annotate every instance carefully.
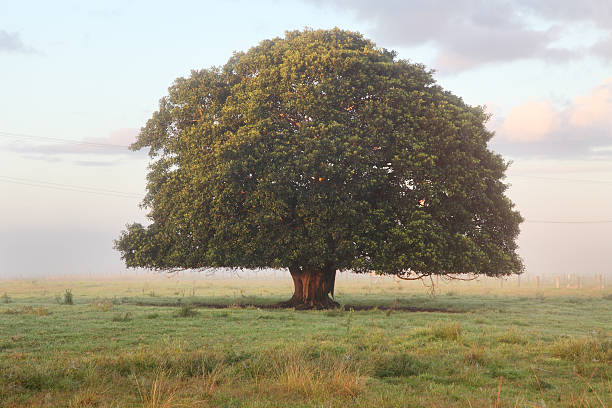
[0,276,610,407]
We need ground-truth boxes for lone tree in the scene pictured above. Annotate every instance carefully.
[115,29,523,308]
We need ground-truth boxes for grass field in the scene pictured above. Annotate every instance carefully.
[1,274,610,407]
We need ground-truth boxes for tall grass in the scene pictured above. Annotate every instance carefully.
[1,277,610,407]
[551,335,611,363]
[134,371,178,408]
[267,348,365,398]
[419,320,462,340]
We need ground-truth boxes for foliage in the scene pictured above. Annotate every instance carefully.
[173,304,198,318]
[64,289,73,305]
[57,289,73,305]
[115,28,523,280]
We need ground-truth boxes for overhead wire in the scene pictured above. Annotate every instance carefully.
[1,129,611,221]
[511,174,612,184]
[505,175,612,224]
[524,219,612,224]
[3,175,611,223]
[0,175,142,199]
[0,130,131,149]
[0,130,140,198]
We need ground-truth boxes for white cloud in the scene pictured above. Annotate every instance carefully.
[2,128,143,166]
[302,0,612,72]
[0,29,38,54]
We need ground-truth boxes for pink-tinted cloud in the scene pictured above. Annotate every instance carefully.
[87,128,139,146]
[569,78,612,129]
[501,100,560,142]
[491,78,612,158]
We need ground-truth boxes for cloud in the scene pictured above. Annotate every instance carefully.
[592,34,612,59]
[87,127,140,147]
[3,128,145,165]
[0,29,38,54]
[514,0,612,28]
[302,0,612,72]
[73,160,121,167]
[501,100,560,142]
[569,78,612,129]
[490,78,612,158]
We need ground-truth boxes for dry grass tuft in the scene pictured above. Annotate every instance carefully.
[464,344,488,366]
[200,361,228,396]
[91,299,115,311]
[423,320,462,341]
[68,386,109,407]
[135,371,178,408]
[5,306,51,316]
[550,335,611,363]
[112,312,133,322]
[498,328,528,345]
[267,348,365,398]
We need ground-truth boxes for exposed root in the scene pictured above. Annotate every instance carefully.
[277,296,340,310]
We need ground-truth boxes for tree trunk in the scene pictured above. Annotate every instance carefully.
[280,265,339,309]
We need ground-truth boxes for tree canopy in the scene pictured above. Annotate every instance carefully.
[115,28,523,307]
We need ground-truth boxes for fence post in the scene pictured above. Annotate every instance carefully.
[555,276,560,289]
[599,274,604,290]
[536,275,540,289]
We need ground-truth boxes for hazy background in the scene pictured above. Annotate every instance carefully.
[1,0,611,278]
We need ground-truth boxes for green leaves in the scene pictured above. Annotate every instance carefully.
[115,28,523,277]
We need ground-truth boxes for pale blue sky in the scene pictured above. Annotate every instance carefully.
[1,0,611,277]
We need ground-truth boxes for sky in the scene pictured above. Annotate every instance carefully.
[1,0,611,278]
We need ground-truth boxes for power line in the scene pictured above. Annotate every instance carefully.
[0,130,609,179]
[2,175,610,222]
[0,175,142,199]
[0,130,131,149]
[524,219,612,224]
[1,130,609,184]
[0,175,140,196]
[0,179,141,198]
[511,174,612,184]
[4,131,611,225]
